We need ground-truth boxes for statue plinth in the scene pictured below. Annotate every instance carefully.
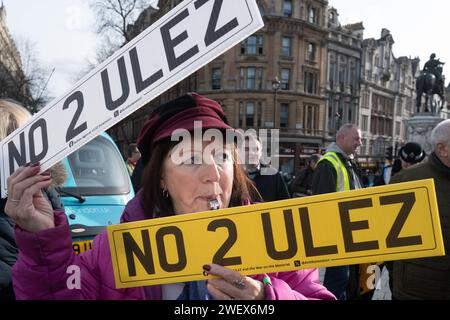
[406,113,443,155]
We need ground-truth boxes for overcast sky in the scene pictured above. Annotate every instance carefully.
[2,0,97,98]
[2,0,449,99]
[329,0,449,74]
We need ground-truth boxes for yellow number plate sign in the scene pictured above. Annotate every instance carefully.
[107,179,444,289]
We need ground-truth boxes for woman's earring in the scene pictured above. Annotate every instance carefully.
[163,188,169,198]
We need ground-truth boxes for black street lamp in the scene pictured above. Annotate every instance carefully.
[272,77,281,128]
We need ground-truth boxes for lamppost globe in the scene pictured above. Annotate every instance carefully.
[272,77,281,91]
[334,112,341,138]
[272,77,281,128]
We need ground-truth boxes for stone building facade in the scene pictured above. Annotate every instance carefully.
[0,4,30,105]
[325,7,363,141]
[358,29,419,167]
[196,0,330,177]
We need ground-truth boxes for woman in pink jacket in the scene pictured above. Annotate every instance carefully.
[6,93,335,300]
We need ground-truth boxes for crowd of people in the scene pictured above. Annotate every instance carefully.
[1,93,449,301]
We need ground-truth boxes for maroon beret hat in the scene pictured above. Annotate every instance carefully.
[137,92,233,165]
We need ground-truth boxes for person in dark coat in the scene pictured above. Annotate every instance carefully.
[311,124,364,300]
[0,99,66,300]
[388,120,450,299]
[398,142,426,170]
[130,158,144,193]
[290,154,321,197]
[243,134,290,202]
[0,203,16,300]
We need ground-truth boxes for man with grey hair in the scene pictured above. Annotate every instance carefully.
[389,119,450,299]
[312,123,363,300]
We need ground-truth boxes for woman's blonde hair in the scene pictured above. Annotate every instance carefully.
[0,99,32,141]
[0,99,67,186]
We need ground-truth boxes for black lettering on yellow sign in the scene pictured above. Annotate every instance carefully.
[123,230,155,277]
[120,194,424,276]
[207,219,242,266]
[381,192,422,248]
[339,199,380,252]
[107,180,445,288]
[299,207,338,257]
[155,226,187,272]
[123,227,188,276]
[261,210,298,260]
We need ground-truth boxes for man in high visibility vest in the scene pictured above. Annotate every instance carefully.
[312,124,363,300]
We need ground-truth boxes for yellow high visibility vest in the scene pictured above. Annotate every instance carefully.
[319,152,377,296]
[318,152,350,192]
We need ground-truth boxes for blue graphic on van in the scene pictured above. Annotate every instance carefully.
[58,132,134,253]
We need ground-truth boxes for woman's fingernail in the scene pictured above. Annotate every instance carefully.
[202,264,211,271]
[24,162,31,167]
[31,162,40,168]
[40,171,51,176]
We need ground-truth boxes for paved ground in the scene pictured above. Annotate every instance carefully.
[318,267,392,300]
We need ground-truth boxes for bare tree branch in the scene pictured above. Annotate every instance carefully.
[1,37,53,111]
[90,0,147,44]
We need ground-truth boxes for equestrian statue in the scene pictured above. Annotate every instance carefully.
[416,53,446,113]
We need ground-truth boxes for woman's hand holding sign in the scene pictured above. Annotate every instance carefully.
[204,264,265,300]
[5,163,55,233]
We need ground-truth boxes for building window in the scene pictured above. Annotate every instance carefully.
[327,99,334,133]
[364,92,370,109]
[350,67,357,92]
[281,68,290,90]
[247,67,256,89]
[211,68,222,90]
[370,117,376,134]
[329,61,336,89]
[257,68,263,89]
[281,37,292,57]
[246,102,255,127]
[239,101,260,128]
[280,103,289,128]
[239,68,245,88]
[307,43,316,61]
[303,104,319,133]
[347,104,352,122]
[283,0,292,17]
[239,67,263,89]
[396,101,402,116]
[361,115,368,131]
[241,35,264,55]
[338,64,346,89]
[257,102,262,127]
[329,11,335,24]
[239,102,244,127]
[308,7,317,24]
[258,4,265,17]
[304,71,317,94]
[395,121,401,136]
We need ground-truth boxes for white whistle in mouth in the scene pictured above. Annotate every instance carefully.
[209,199,220,210]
